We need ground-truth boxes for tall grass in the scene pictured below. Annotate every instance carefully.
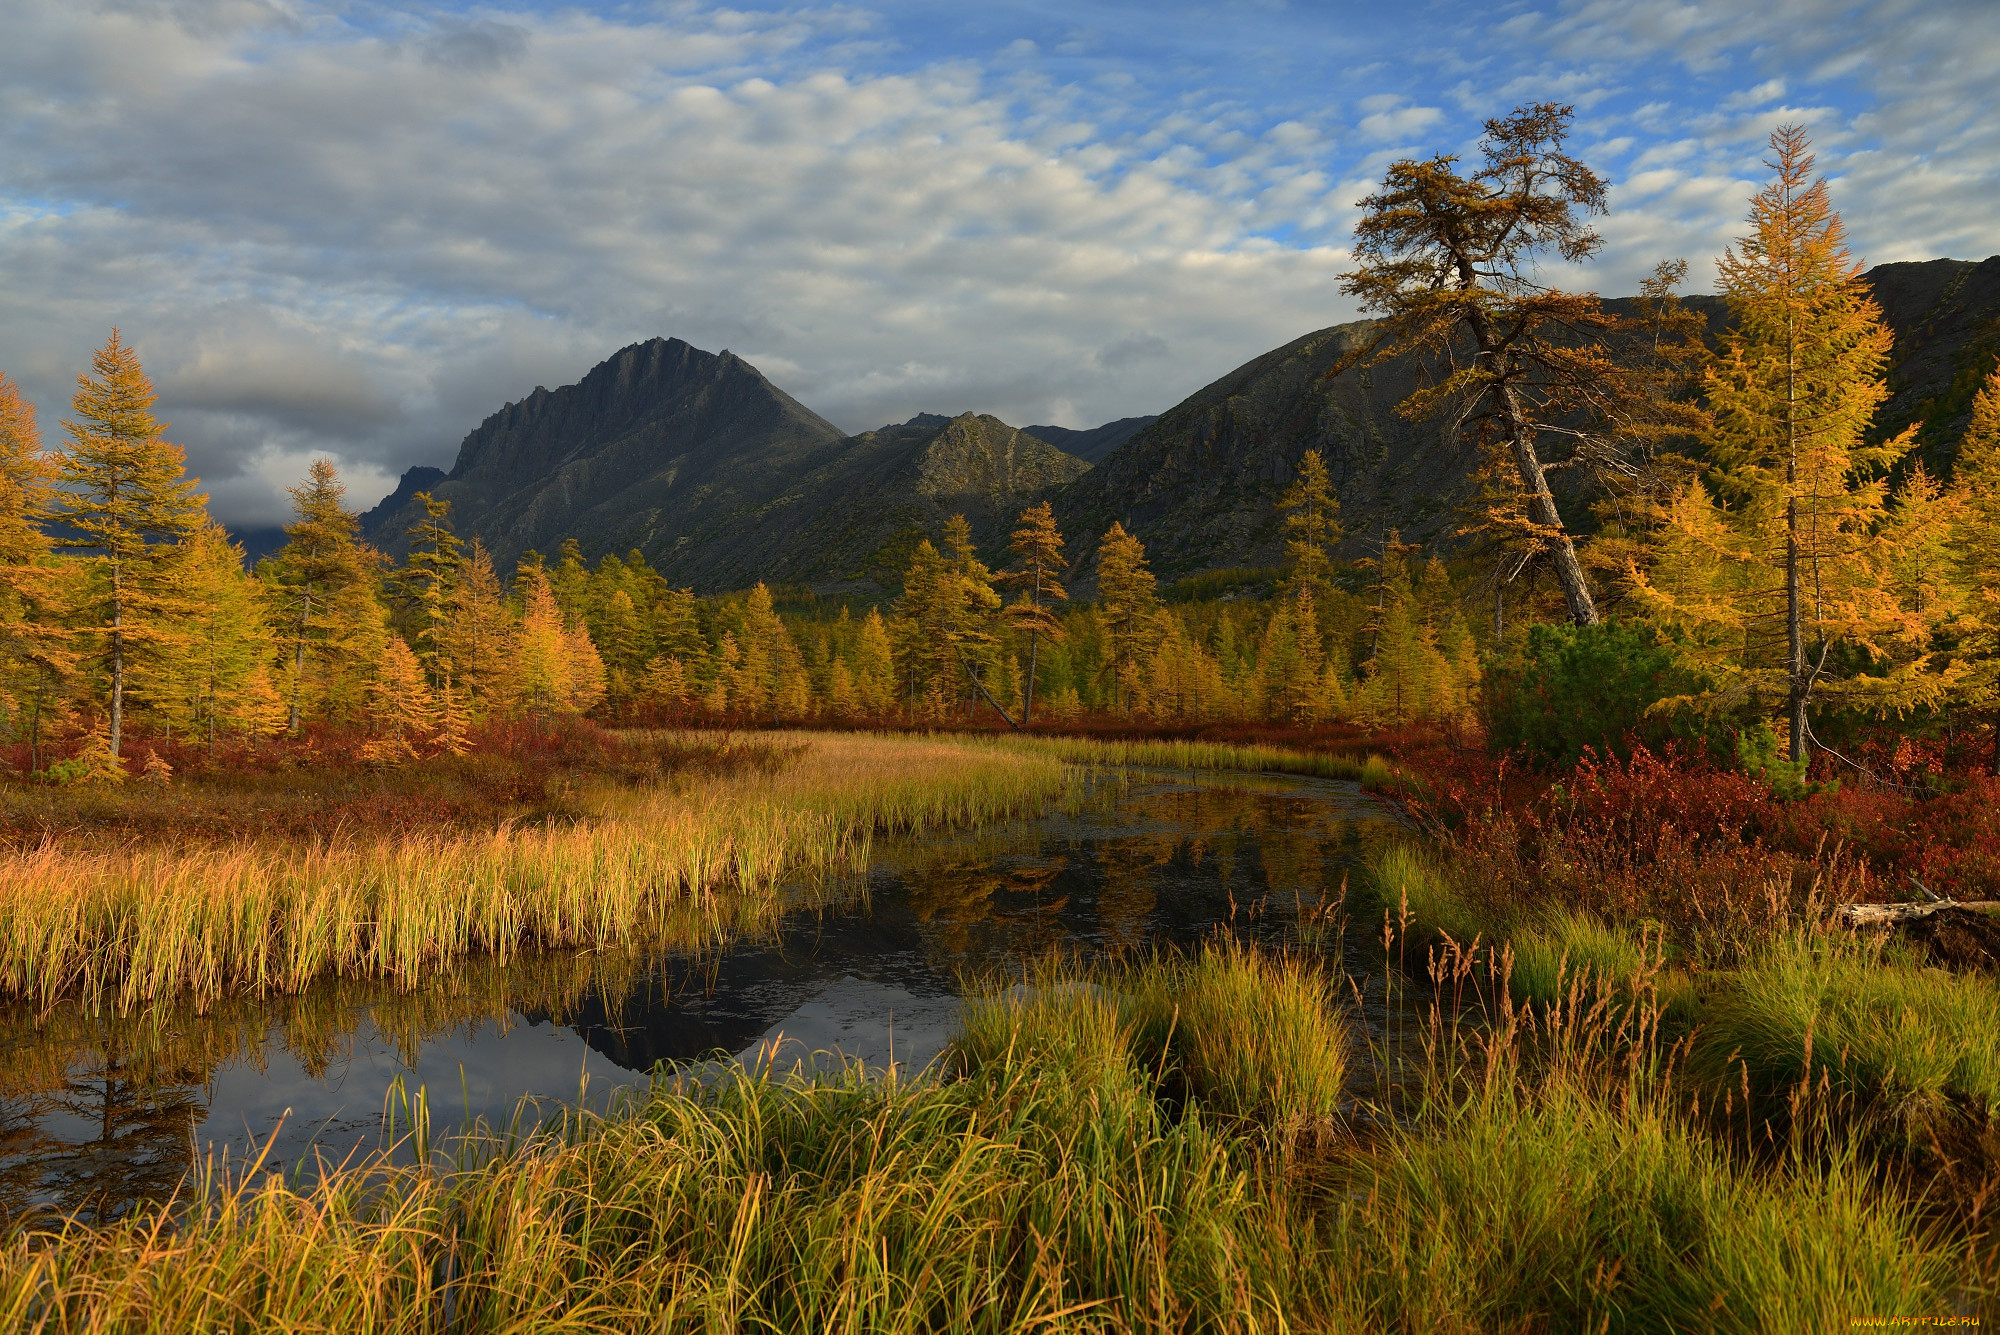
[1326,1077,1962,1332]
[1697,932,2000,1128]
[0,733,1071,1011]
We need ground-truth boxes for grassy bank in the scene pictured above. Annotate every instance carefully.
[0,732,1072,1011]
[995,733,1402,789]
[0,945,1968,1332]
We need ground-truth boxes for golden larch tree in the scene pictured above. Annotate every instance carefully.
[49,331,206,756]
[1951,363,2000,772]
[1636,126,1936,763]
[1000,501,1068,726]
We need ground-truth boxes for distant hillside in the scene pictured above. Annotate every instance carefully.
[715,412,1090,593]
[1022,417,1157,464]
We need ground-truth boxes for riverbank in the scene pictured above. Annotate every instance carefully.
[0,731,1081,1012]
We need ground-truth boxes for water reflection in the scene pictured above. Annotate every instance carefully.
[0,769,1395,1221]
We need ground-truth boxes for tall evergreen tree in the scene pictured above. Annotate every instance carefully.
[438,541,516,719]
[1951,363,2000,772]
[852,607,896,715]
[940,515,1014,726]
[391,491,463,687]
[1634,126,1934,764]
[143,522,283,747]
[0,374,72,754]
[49,331,205,755]
[1278,449,1342,608]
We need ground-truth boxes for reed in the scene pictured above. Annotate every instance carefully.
[0,733,1071,1011]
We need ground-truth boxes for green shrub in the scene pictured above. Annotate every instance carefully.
[1483,621,1716,768]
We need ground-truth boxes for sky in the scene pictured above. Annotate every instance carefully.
[3,0,1996,528]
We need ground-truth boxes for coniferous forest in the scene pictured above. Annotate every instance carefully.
[2,113,1999,1330]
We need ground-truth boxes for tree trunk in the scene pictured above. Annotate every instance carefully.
[289,587,311,735]
[1457,261,1598,629]
[109,580,124,758]
[1023,565,1045,728]
[1785,316,1807,766]
[956,647,1022,731]
[1496,383,1598,627]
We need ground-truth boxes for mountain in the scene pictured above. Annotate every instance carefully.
[1022,417,1158,464]
[355,256,1997,595]
[361,337,849,579]
[1052,256,2000,584]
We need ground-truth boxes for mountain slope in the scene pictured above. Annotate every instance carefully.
[361,337,848,579]
[723,412,1091,591]
[1053,256,2000,583]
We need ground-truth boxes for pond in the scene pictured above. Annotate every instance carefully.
[0,767,1402,1222]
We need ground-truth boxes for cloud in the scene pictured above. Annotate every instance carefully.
[0,0,1993,529]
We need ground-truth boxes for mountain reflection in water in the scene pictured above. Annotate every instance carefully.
[0,769,1396,1221]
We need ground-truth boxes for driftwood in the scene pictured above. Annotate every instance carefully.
[1837,877,2000,927]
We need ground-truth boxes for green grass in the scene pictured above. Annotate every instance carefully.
[1696,932,2000,1129]
[1325,1076,1963,1332]
[957,943,1350,1136]
[1509,909,1654,1006]
[1362,842,1490,945]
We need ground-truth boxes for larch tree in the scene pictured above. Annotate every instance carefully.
[1342,103,1624,628]
[391,491,463,687]
[0,374,73,754]
[1096,523,1161,714]
[365,636,437,761]
[1637,126,1929,764]
[1000,501,1068,726]
[147,522,283,748]
[1951,363,2000,772]
[438,541,516,719]
[852,607,896,715]
[513,566,575,721]
[268,460,376,733]
[941,515,1014,726]
[49,331,205,756]
[1278,449,1342,612]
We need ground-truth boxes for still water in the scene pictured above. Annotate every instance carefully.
[0,768,1399,1221]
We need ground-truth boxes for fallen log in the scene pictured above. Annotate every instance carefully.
[1837,900,2000,927]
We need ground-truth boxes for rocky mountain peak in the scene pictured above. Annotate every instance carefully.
[914,413,1090,499]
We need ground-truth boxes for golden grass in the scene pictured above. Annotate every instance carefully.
[995,734,1397,785]
[0,733,1071,1012]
